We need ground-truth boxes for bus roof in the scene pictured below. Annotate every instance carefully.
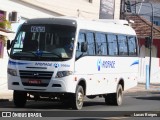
[75,18,136,36]
[24,17,136,36]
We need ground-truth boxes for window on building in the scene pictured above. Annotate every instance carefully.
[0,10,5,21]
[152,16,160,26]
[88,0,93,3]
[153,21,159,26]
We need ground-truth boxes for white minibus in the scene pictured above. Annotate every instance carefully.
[7,17,139,110]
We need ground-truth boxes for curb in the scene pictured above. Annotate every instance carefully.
[0,90,13,102]
[124,83,160,93]
[0,99,9,102]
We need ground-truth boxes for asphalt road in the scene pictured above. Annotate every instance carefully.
[0,90,160,119]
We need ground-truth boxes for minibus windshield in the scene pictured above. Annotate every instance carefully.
[10,24,76,61]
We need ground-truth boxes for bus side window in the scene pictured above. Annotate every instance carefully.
[117,35,128,55]
[95,33,107,55]
[86,32,95,55]
[107,34,118,56]
[128,36,137,55]
[12,32,25,53]
[76,32,87,58]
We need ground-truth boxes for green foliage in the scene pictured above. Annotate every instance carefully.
[0,20,11,29]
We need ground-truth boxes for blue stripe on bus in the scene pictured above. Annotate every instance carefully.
[130,60,139,66]
[8,60,29,65]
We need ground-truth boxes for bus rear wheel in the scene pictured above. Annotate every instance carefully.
[13,91,27,108]
[71,85,84,110]
[105,84,123,106]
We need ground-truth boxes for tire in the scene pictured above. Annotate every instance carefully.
[71,85,84,110]
[60,94,72,108]
[13,91,27,108]
[105,84,123,106]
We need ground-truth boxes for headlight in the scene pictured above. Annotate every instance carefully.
[7,68,17,76]
[56,71,73,78]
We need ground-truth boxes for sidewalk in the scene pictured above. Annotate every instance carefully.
[0,83,160,102]
[0,81,13,102]
[125,83,160,93]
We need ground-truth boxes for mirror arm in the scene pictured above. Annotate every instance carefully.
[7,50,10,56]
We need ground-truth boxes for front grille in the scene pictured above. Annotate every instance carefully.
[19,70,53,79]
[22,83,49,87]
[19,70,53,87]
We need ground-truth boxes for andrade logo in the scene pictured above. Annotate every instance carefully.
[97,59,102,71]
[97,59,116,71]
[54,63,59,68]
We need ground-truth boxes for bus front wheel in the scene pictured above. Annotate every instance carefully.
[13,90,27,108]
[71,85,84,110]
[105,84,123,106]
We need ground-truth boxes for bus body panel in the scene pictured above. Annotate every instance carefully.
[75,56,138,95]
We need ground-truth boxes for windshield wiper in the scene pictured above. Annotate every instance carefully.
[13,51,63,59]
[42,51,62,59]
[27,51,39,57]
[13,51,39,57]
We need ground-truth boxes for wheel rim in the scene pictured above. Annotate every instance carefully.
[77,91,83,106]
[117,89,122,104]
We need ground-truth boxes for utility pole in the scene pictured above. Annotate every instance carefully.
[148,2,154,89]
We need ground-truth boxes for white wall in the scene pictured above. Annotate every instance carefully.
[139,44,160,84]
[0,48,8,90]
[114,0,121,19]
[20,0,100,20]
[139,57,160,84]
[0,0,58,19]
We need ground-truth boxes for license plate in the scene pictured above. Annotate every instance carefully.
[28,80,41,84]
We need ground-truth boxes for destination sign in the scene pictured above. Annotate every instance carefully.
[31,26,45,32]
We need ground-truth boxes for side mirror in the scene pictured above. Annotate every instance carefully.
[81,42,88,52]
[7,40,11,50]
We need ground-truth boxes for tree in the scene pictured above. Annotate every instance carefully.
[0,14,11,29]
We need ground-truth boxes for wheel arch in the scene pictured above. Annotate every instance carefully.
[77,78,86,95]
[118,78,124,91]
